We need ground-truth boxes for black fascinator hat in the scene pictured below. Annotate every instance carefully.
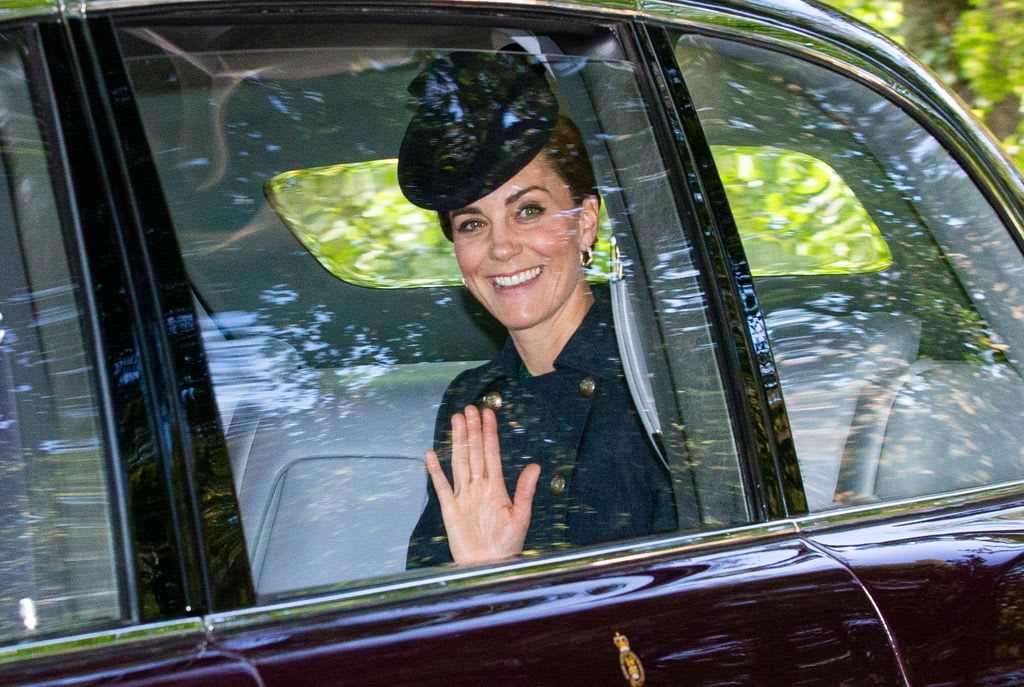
[397,51,560,214]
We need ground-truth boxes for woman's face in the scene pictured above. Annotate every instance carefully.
[449,153,599,339]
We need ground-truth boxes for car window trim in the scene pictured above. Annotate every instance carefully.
[39,13,234,623]
[72,12,256,615]
[0,2,55,22]
[20,18,142,625]
[206,519,799,631]
[795,478,1024,532]
[215,481,1024,624]
[630,20,801,521]
[0,618,205,670]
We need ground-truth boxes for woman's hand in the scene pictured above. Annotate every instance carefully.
[425,404,541,566]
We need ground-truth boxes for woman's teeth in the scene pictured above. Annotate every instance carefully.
[493,267,542,288]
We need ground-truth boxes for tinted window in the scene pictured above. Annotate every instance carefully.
[119,21,743,597]
[675,34,1024,510]
[0,35,123,643]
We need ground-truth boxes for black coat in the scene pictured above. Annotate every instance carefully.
[407,293,681,568]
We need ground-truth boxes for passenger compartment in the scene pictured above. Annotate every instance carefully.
[200,307,479,595]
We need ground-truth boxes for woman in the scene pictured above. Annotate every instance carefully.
[399,51,678,568]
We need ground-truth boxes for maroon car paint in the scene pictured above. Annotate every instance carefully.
[207,539,905,686]
[811,503,1024,686]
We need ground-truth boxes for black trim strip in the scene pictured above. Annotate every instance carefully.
[21,20,140,624]
[634,21,806,519]
[69,14,255,613]
[37,19,192,620]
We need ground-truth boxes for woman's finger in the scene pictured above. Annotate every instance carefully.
[463,404,486,481]
[449,411,469,489]
[511,463,541,528]
[424,450,454,510]
[482,407,503,480]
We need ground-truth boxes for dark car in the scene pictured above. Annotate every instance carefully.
[1,0,1024,684]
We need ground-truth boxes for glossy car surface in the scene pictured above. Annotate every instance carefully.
[0,0,1022,685]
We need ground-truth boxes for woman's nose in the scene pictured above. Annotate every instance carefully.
[488,222,521,261]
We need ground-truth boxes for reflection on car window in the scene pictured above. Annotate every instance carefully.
[119,22,742,597]
[0,36,123,644]
[676,33,1024,510]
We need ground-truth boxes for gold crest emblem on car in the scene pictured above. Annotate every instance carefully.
[613,632,645,687]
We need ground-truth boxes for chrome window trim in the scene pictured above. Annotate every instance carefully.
[204,482,1024,635]
[204,521,797,632]
[793,479,1024,532]
[71,0,638,17]
[0,618,205,666]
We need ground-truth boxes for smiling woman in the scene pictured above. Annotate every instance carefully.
[394,52,680,565]
[117,23,743,595]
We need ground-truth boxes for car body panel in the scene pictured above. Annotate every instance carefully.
[0,620,258,687]
[807,501,1024,686]
[207,536,905,685]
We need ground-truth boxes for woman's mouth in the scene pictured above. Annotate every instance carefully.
[492,266,543,289]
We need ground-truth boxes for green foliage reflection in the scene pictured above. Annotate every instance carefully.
[267,148,890,287]
[712,145,892,276]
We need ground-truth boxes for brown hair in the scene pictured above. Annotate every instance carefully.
[437,115,599,241]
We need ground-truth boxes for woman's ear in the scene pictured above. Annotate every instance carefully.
[577,195,600,250]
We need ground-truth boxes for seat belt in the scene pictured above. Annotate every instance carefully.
[609,236,668,471]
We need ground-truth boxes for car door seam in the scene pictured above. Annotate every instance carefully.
[802,536,912,687]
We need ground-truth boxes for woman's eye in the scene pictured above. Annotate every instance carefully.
[517,204,545,220]
[456,219,484,234]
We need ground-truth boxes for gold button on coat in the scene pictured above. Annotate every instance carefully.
[480,390,503,410]
[579,375,596,397]
[550,473,567,495]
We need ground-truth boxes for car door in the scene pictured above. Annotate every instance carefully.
[0,8,258,687]
[655,4,1024,685]
[90,3,909,685]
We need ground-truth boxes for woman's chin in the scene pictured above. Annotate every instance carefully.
[496,311,546,333]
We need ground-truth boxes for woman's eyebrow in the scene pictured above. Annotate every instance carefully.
[505,185,548,205]
[450,204,482,219]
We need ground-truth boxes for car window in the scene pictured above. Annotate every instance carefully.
[0,34,124,644]
[674,33,1024,511]
[116,20,744,598]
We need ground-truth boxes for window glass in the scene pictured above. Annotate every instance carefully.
[0,36,123,643]
[118,22,742,597]
[675,33,1024,510]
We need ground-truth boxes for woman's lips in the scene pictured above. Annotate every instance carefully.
[491,266,543,289]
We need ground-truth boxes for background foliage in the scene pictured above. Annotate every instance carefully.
[822,0,1024,171]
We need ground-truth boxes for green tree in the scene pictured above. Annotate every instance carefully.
[824,0,1024,169]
